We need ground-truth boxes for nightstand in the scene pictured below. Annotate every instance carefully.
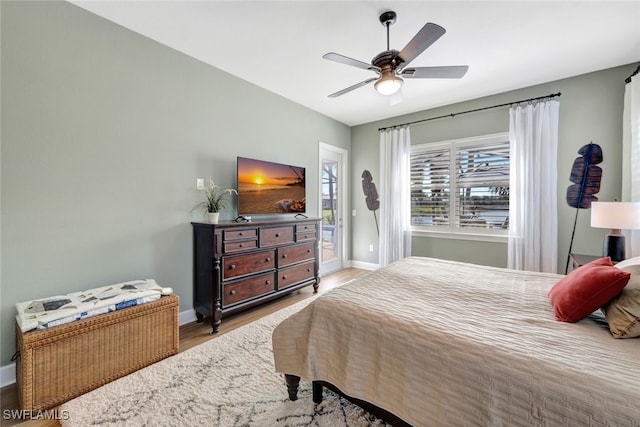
[569,253,601,270]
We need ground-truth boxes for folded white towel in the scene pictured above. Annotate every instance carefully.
[16,279,173,332]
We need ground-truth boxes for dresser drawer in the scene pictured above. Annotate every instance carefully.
[296,230,317,242]
[223,272,276,306]
[260,226,294,247]
[278,261,315,290]
[296,222,316,233]
[224,239,258,253]
[278,243,315,268]
[224,229,257,241]
[222,250,275,281]
[295,222,317,242]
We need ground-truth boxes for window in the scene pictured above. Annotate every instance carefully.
[411,133,510,239]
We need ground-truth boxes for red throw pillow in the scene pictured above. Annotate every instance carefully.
[548,257,631,322]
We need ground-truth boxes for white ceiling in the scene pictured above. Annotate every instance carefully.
[71,1,640,127]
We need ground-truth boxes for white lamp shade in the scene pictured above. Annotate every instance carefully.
[591,202,640,230]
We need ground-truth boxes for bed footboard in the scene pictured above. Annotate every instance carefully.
[285,376,411,426]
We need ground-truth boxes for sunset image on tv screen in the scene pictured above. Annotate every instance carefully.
[237,157,306,214]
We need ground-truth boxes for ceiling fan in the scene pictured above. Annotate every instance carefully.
[323,11,469,98]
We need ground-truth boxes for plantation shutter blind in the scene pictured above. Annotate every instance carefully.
[455,141,510,229]
[411,134,510,232]
[411,146,451,226]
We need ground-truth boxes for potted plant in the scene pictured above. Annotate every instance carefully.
[193,178,237,224]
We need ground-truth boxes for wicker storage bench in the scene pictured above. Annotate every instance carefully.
[15,294,179,411]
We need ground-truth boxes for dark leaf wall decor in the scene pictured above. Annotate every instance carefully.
[361,170,380,235]
[564,142,603,273]
[566,143,603,209]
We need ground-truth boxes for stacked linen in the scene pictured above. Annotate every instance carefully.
[16,279,173,332]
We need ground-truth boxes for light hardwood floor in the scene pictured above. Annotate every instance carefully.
[0,268,368,427]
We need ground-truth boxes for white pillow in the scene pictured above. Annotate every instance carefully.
[615,256,640,269]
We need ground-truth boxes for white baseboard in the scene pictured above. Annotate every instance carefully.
[349,260,380,271]
[179,308,197,326]
[1,362,15,388]
[0,308,199,388]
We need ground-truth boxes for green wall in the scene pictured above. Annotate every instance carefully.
[351,64,637,269]
[0,1,350,366]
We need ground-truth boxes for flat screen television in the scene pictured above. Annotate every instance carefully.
[237,157,306,215]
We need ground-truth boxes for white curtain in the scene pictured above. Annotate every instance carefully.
[508,100,560,273]
[379,126,412,267]
[622,72,640,257]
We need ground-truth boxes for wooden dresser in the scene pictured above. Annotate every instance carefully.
[191,218,320,333]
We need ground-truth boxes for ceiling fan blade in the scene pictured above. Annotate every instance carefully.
[328,77,377,98]
[323,52,381,72]
[401,65,469,79]
[397,22,446,68]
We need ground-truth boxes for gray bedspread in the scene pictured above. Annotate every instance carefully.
[272,256,640,426]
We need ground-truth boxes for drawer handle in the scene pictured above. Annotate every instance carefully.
[307,249,311,253]
[239,244,243,247]
[230,290,236,295]
[239,232,243,236]
[307,268,311,272]
[282,275,287,280]
[265,280,271,285]
[282,254,288,259]
[275,233,280,237]
[230,264,236,270]
[266,257,271,262]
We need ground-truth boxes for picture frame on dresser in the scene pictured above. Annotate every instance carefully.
[191,218,321,333]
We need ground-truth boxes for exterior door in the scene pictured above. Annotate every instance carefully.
[319,143,347,275]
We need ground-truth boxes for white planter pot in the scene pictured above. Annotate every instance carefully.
[207,212,220,224]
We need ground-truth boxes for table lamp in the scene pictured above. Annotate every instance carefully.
[590,201,640,262]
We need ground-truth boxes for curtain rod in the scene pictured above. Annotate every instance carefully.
[625,65,640,84]
[378,92,561,132]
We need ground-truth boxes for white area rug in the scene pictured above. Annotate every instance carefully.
[60,299,388,426]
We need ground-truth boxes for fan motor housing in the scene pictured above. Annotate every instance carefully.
[372,49,402,71]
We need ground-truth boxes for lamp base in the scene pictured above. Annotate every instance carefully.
[603,232,625,263]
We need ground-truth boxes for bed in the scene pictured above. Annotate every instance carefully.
[272,256,640,426]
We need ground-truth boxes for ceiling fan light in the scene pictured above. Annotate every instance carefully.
[374,74,403,95]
